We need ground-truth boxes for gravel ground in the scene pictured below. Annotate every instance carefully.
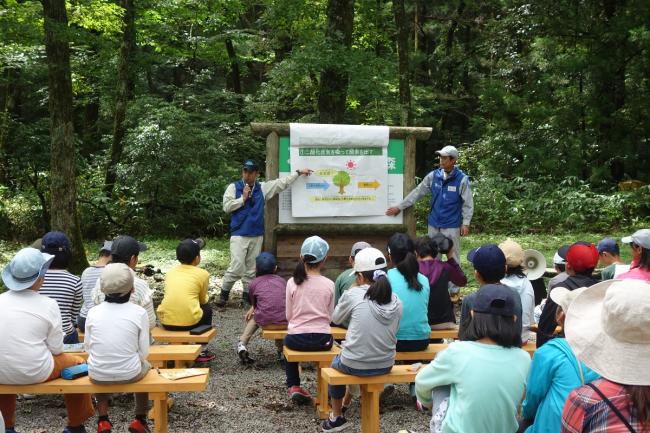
[13,287,432,433]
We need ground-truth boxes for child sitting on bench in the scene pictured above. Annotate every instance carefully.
[236,252,287,364]
[86,263,151,433]
[324,248,403,432]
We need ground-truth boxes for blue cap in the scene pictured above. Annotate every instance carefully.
[2,248,55,291]
[472,283,518,317]
[300,236,329,263]
[597,238,619,255]
[467,244,506,283]
[41,231,70,252]
[243,159,259,171]
[256,252,277,274]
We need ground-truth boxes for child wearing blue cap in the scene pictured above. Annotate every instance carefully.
[236,252,287,364]
[415,284,531,433]
[284,236,335,404]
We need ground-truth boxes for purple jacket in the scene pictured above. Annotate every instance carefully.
[249,274,287,326]
[418,258,467,325]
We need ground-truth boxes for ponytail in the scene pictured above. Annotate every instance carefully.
[388,232,422,291]
[362,269,392,305]
[293,254,318,285]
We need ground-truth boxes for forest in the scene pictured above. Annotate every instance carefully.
[1,0,649,247]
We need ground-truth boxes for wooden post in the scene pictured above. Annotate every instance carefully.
[264,131,280,253]
[150,392,168,433]
[360,383,383,433]
[317,361,330,419]
[404,134,417,238]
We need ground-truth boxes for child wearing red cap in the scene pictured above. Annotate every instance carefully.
[536,243,599,348]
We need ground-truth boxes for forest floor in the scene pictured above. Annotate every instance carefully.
[0,231,633,432]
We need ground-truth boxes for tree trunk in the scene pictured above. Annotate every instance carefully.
[225,37,242,94]
[318,0,354,124]
[104,0,136,197]
[393,0,412,126]
[41,0,88,272]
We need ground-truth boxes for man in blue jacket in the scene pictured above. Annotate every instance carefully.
[218,159,312,307]
[386,145,473,263]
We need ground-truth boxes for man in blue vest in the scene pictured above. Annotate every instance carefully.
[386,145,474,263]
[218,159,312,307]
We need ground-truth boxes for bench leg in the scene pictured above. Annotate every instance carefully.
[360,384,383,433]
[316,361,330,419]
[150,392,168,433]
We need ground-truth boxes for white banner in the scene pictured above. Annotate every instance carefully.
[289,123,389,217]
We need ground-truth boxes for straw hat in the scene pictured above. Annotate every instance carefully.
[565,279,650,385]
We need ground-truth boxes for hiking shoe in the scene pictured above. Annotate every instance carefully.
[127,418,151,433]
[287,385,312,404]
[237,342,254,364]
[97,420,112,433]
[195,350,216,363]
[322,415,349,432]
[216,292,229,308]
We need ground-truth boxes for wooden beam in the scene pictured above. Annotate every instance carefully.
[250,123,432,140]
[403,134,417,237]
[264,131,280,253]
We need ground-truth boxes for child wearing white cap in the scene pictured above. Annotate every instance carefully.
[85,263,151,433]
[284,236,335,404]
[617,228,650,281]
[0,248,94,433]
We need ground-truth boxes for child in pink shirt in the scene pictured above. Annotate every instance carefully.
[284,236,334,404]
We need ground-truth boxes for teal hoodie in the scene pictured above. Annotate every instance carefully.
[521,338,600,433]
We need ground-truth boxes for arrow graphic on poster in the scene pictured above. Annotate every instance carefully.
[306,180,330,190]
[358,180,381,189]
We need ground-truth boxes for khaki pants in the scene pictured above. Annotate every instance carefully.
[240,319,284,351]
[222,235,264,293]
[0,353,94,428]
[92,361,151,416]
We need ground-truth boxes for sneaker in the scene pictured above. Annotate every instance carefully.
[127,418,151,433]
[62,427,87,433]
[322,415,349,432]
[276,351,286,366]
[287,385,312,404]
[237,343,254,364]
[5,428,21,433]
[97,420,112,433]
[195,350,216,363]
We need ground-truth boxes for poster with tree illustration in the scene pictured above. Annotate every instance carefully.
[288,123,389,217]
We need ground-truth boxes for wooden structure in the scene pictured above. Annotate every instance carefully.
[0,369,209,433]
[320,365,419,433]
[262,325,458,341]
[250,123,432,277]
[284,343,448,419]
[71,344,202,368]
[79,326,217,345]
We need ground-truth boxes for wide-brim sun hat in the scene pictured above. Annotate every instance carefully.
[354,247,387,273]
[2,247,55,291]
[565,279,650,385]
[549,286,588,314]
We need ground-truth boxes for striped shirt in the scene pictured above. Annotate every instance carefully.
[561,378,646,433]
[40,269,83,336]
[78,266,105,320]
[91,275,156,329]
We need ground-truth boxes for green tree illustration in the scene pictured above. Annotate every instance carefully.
[332,171,350,195]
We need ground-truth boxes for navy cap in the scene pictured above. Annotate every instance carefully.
[467,244,506,283]
[597,238,619,255]
[176,238,205,264]
[243,159,259,171]
[111,235,147,259]
[472,284,518,317]
[256,252,277,274]
[41,231,70,252]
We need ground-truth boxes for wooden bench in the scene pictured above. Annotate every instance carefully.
[283,343,447,418]
[264,326,457,341]
[79,326,217,345]
[321,365,419,433]
[0,369,209,433]
[71,345,202,368]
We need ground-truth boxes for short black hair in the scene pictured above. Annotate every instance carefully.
[111,253,137,265]
[44,248,70,269]
[463,311,521,348]
[414,236,437,258]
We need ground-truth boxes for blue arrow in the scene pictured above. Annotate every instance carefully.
[306,180,330,190]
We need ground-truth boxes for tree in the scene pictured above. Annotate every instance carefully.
[392,0,411,126]
[41,0,88,271]
[332,170,350,194]
[104,0,136,197]
[318,0,355,123]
